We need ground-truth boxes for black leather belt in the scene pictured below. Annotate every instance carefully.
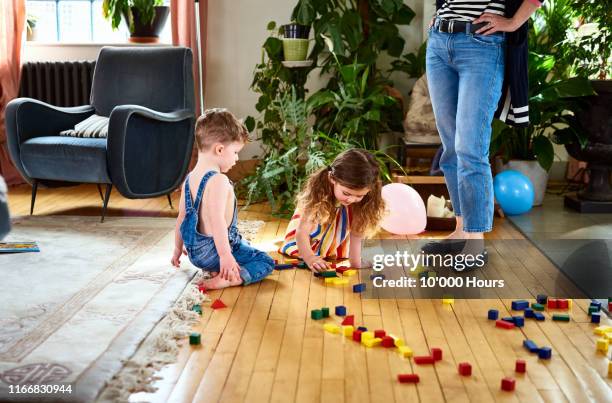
[434,19,489,34]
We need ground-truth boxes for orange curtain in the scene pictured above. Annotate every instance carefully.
[171,0,207,117]
[0,0,26,186]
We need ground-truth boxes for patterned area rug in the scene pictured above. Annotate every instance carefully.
[0,216,263,402]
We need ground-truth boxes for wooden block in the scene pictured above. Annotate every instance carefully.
[523,339,539,353]
[547,299,558,309]
[374,329,386,338]
[381,336,395,348]
[552,314,570,322]
[511,300,529,311]
[189,332,201,346]
[608,360,612,378]
[488,309,499,320]
[534,312,546,321]
[515,359,526,373]
[557,299,569,310]
[501,377,515,391]
[591,312,601,323]
[531,303,545,311]
[335,305,347,316]
[322,307,330,318]
[496,319,515,329]
[592,326,610,336]
[398,346,413,358]
[536,294,547,304]
[431,348,442,361]
[397,374,419,383]
[320,270,338,278]
[538,347,552,359]
[458,362,472,376]
[344,269,357,277]
[414,356,435,365]
[342,325,354,337]
[352,330,363,342]
[324,323,341,334]
[362,337,382,348]
[442,298,454,305]
[394,338,405,347]
[332,278,349,285]
[353,283,366,293]
[341,315,354,326]
[324,277,335,284]
[361,331,374,341]
[211,299,226,309]
[596,338,609,353]
[311,309,323,320]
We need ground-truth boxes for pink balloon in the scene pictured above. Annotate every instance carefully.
[380,183,426,235]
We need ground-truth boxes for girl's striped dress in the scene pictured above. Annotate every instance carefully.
[279,205,352,259]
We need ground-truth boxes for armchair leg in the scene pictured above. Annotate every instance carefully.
[101,184,112,223]
[96,184,104,201]
[167,194,174,209]
[30,180,38,215]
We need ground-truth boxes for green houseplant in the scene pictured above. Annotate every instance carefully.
[102,0,169,42]
[26,14,37,41]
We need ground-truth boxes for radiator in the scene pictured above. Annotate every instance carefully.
[18,61,96,107]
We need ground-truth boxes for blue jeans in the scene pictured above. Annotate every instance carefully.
[426,21,505,232]
[187,239,274,285]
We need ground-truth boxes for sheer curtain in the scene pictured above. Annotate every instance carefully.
[0,0,26,186]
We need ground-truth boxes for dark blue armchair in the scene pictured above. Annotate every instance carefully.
[5,46,195,221]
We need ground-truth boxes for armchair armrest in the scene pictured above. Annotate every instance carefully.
[4,98,94,184]
[107,105,195,198]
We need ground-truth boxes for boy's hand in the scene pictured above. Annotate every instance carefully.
[304,255,329,272]
[171,246,184,268]
[220,254,241,282]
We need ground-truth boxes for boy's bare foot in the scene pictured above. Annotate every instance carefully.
[201,274,243,289]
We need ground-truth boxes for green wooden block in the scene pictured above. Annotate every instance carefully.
[311,309,323,320]
[552,314,570,322]
[192,304,202,315]
[588,306,599,315]
[320,271,338,278]
[189,332,201,345]
[531,303,545,311]
[322,307,330,318]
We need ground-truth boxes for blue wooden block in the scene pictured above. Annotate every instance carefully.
[488,309,499,320]
[502,317,515,323]
[536,294,548,304]
[513,316,525,327]
[591,312,601,323]
[524,308,535,318]
[512,300,529,311]
[523,339,539,353]
[590,301,603,309]
[357,326,368,332]
[534,312,545,321]
[335,305,347,316]
[538,347,552,359]
[353,283,366,293]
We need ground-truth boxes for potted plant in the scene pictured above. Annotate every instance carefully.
[26,14,37,41]
[102,0,169,43]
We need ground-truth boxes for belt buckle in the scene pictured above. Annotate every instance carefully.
[449,20,455,33]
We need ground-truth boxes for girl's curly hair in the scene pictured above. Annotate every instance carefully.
[297,148,385,237]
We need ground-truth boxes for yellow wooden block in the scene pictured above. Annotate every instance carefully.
[324,277,335,284]
[361,331,374,341]
[567,299,573,310]
[398,345,413,358]
[324,324,341,334]
[394,338,405,347]
[362,337,382,348]
[342,325,354,337]
[442,298,454,305]
[594,326,612,336]
[605,331,612,341]
[596,338,609,353]
[333,278,349,285]
[608,360,612,378]
[344,269,357,277]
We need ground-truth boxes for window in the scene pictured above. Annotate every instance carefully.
[26,0,171,43]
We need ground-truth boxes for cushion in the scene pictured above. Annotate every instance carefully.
[20,136,111,183]
[60,114,109,138]
[403,74,441,145]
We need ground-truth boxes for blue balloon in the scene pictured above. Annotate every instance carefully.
[494,170,534,215]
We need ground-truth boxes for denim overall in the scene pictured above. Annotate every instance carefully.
[180,170,274,284]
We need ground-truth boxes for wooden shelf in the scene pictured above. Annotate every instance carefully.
[392,174,446,185]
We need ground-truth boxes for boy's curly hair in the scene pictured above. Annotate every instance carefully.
[297,148,385,237]
[195,108,250,151]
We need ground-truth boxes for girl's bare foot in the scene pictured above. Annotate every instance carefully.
[202,274,243,289]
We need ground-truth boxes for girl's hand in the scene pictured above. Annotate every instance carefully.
[220,254,241,282]
[171,246,183,268]
[473,13,519,35]
[305,255,329,272]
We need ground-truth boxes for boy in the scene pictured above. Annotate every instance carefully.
[171,108,274,289]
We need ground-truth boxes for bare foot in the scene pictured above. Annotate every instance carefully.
[201,274,243,290]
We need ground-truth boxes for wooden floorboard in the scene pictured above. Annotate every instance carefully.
[5,184,612,402]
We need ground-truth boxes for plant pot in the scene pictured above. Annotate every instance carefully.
[282,38,309,61]
[495,158,549,206]
[123,6,169,43]
[283,24,310,39]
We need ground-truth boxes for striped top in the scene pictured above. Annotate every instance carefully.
[279,206,352,259]
[436,0,505,22]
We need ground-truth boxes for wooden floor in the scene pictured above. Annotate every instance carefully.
[6,184,612,402]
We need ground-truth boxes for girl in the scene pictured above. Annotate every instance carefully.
[280,149,385,271]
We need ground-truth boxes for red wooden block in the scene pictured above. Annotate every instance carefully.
[335,266,350,274]
[330,263,337,269]
[609,302,612,312]
[495,320,515,329]
[547,298,558,309]
[501,377,516,391]
[515,359,526,373]
[341,315,354,326]
[198,284,207,293]
[211,299,226,309]
[381,336,395,348]
[374,329,386,338]
[557,299,568,310]
[397,374,420,383]
[431,348,443,361]
[414,356,435,365]
[458,362,472,376]
[352,330,363,342]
